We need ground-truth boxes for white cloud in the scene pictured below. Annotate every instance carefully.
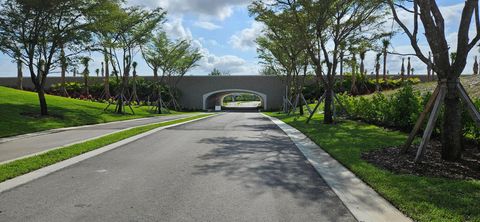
[129,0,251,20]
[163,17,193,40]
[229,21,264,51]
[194,21,222,30]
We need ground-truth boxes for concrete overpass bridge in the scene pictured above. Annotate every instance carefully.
[175,76,284,111]
[0,75,286,111]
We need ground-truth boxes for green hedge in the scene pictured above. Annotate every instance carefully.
[336,84,480,141]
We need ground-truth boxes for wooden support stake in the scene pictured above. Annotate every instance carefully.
[458,83,480,128]
[288,94,300,115]
[333,92,350,117]
[301,93,313,114]
[402,84,441,153]
[306,92,326,124]
[415,84,446,162]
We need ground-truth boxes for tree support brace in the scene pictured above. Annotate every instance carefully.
[402,79,480,162]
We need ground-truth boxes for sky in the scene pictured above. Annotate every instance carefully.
[0,0,476,77]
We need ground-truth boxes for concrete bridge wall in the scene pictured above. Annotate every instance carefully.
[0,76,287,111]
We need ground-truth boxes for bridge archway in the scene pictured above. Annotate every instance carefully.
[203,89,268,110]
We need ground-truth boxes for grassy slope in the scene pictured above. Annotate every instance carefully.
[366,76,480,98]
[266,112,480,222]
[0,114,212,183]
[0,86,183,138]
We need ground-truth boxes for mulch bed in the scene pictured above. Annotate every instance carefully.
[362,140,480,180]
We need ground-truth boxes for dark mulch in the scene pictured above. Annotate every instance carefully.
[362,140,480,180]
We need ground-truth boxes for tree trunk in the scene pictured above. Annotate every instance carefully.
[383,50,387,80]
[37,87,48,116]
[324,87,333,124]
[61,64,67,97]
[104,51,111,99]
[441,79,463,161]
[17,58,23,90]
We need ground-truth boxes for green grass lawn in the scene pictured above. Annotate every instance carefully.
[0,86,185,138]
[0,114,213,183]
[265,112,480,222]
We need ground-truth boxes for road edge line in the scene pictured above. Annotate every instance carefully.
[0,114,216,194]
[262,113,412,222]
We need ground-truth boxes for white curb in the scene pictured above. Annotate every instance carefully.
[0,114,216,194]
[263,114,412,222]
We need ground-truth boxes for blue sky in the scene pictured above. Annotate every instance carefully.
[0,0,476,77]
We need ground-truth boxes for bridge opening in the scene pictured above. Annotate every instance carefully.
[222,93,262,111]
[203,89,267,112]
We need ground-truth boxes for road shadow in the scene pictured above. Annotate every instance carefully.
[193,133,350,213]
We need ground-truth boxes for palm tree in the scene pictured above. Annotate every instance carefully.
[375,53,382,91]
[81,57,91,96]
[131,61,140,105]
[382,39,390,80]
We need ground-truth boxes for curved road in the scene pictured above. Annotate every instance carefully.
[0,113,355,222]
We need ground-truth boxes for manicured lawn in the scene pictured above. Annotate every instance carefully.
[265,112,480,222]
[0,114,213,183]
[0,86,185,138]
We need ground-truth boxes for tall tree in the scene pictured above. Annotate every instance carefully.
[0,0,99,115]
[388,0,480,160]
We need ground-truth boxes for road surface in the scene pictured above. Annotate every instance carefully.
[0,113,356,222]
[0,114,196,163]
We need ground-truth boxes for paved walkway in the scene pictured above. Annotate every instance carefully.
[0,113,355,222]
[0,114,196,163]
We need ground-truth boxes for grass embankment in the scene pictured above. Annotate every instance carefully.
[0,86,185,138]
[366,75,480,98]
[265,112,480,222]
[0,114,213,183]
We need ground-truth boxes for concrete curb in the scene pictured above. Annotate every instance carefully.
[263,114,412,222]
[0,114,216,194]
[0,114,198,165]
[0,113,193,144]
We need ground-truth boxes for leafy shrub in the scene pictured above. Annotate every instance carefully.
[337,85,480,141]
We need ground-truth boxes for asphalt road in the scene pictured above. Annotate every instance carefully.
[0,114,195,163]
[0,113,356,222]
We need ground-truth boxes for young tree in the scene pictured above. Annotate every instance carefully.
[389,0,480,161]
[107,6,165,114]
[0,0,99,115]
[86,0,124,100]
[286,0,386,123]
[209,68,224,76]
[166,41,202,110]
[251,2,317,115]
[142,32,196,112]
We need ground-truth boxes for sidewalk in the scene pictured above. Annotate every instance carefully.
[0,114,196,164]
